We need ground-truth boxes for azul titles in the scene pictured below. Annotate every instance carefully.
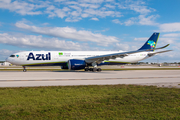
[27,52,51,60]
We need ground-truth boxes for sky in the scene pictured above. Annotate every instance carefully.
[0,0,180,63]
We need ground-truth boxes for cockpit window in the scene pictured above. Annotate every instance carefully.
[10,55,15,57]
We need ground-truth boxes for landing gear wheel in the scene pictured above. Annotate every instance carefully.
[93,68,97,72]
[89,68,93,71]
[85,67,102,72]
[97,68,102,72]
[85,68,89,71]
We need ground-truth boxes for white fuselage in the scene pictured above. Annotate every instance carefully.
[6,51,150,66]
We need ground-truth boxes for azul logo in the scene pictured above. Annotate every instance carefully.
[147,40,156,49]
[27,52,51,60]
[16,55,19,58]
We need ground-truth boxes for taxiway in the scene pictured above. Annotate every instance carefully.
[0,70,180,88]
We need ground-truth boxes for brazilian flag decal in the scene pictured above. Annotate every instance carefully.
[59,52,63,55]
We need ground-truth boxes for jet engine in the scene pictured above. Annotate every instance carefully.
[68,59,86,70]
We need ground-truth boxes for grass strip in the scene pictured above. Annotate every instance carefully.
[0,85,179,119]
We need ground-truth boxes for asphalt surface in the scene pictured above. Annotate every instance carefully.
[0,70,180,88]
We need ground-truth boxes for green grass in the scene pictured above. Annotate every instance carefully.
[0,85,180,119]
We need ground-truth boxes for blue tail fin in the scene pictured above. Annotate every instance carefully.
[138,33,160,51]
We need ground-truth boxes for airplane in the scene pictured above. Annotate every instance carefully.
[6,33,171,72]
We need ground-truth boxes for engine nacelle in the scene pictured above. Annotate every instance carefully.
[68,59,86,70]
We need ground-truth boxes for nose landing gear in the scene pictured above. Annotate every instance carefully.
[23,66,27,72]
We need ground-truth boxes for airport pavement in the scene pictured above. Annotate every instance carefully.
[0,70,180,88]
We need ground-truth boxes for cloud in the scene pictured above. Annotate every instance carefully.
[0,0,123,22]
[114,43,129,51]
[15,21,118,46]
[113,14,159,26]
[138,15,159,26]
[0,49,15,56]
[0,33,84,51]
[162,33,180,37]
[54,0,67,2]
[78,0,104,4]
[45,0,122,21]
[129,4,154,15]
[81,13,89,18]
[104,4,116,9]
[0,0,46,15]
[0,49,16,61]
[79,3,100,8]
[158,38,176,44]
[0,0,158,23]
[112,1,158,26]
[112,19,122,25]
[159,23,180,32]
[112,18,134,26]
[65,17,82,22]
[90,18,99,21]
[0,0,11,4]
[83,8,122,18]
[124,17,136,26]
[116,0,155,15]
[54,9,67,18]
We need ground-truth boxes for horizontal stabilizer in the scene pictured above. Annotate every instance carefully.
[154,44,170,50]
[143,44,170,52]
[148,50,172,57]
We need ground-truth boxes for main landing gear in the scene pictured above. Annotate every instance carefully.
[84,67,102,72]
[84,62,102,72]
[23,66,27,72]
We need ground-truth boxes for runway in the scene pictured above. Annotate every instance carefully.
[0,70,180,88]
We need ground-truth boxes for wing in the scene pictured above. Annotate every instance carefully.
[85,44,170,64]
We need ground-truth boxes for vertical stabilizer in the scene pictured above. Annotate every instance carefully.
[138,33,160,51]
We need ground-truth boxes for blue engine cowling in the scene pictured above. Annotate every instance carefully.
[68,59,86,70]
